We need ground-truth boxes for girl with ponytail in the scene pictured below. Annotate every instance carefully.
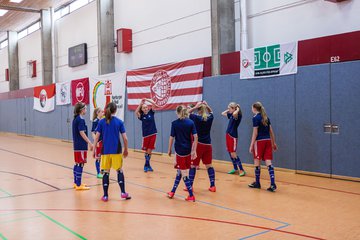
[135,98,158,172]
[221,102,246,176]
[72,102,93,190]
[187,101,216,192]
[248,102,278,192]
[91,107,104,179]
[93,102,131,201]
[167,105,198,202]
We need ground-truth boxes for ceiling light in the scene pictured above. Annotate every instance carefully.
[0,10,8,16]
[10,0,23,3]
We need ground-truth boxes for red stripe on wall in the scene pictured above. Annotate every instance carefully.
[128,87,203,99]
[128,101,199,111]
[0,87,34,100]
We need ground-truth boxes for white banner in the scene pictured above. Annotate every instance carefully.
[240,42,298,79]
[56,82,71,105]
[90,72,126,121]
[33,84,55,113]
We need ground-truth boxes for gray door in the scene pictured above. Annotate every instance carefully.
[60,105,72,141]
[17,98,26,135]
[295,64,331,174]
[330,61,360,178]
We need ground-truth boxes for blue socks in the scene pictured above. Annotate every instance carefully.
[255,166,261,184]
[73,165,77,184]
[171,170,182,193]
[102,172,109,196]
[183,176,194,197]
[117,170,126,193]
[207,167,215,187]
[229,156,238,170]
[189,168,196,186]
[235,156,244,171]
[74,164,83,186]
[268,165,275,185]
[145,153,151,167]
[95,160,100,175]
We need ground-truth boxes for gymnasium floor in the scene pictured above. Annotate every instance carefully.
[0,133,359,240]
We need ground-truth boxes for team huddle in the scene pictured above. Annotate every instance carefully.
[71,99,278,202]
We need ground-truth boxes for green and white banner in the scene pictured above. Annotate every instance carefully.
[240,42,297,79]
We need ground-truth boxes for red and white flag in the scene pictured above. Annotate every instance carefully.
[126,58,204,110]
[71,78,89,105]
[33,84,56,112]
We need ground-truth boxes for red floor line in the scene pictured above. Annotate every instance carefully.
[132,156,360,196]
[0,209,325,240]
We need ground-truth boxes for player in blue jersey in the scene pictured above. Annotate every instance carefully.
[72,102,93,191]
[135,98,157,172]
[93,102,131,201]
[221,102,246,176]
[187,101,216,192]
[167,105,198,202]
[91,107,104,179]
[248,102,278,192]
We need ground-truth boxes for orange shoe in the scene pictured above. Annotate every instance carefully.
[185,195,195,202]
[75,185,90,191]
[209,186,216,192]
[167,192,175,199]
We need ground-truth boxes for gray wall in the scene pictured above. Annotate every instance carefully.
[1,60,359,178]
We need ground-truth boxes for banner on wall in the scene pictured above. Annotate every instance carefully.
[90,72,126,121]
[240,42,298,79]
[126,58,204,111]
[33,84,55,113]
[71,78,89,105]
[56,82,71,105]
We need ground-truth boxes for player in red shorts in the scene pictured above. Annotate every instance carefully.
[135,98,157,172]
[167,105,198,202]
[91,107,104,179]
[221,102,246,176]
[248,102,278,192]
[187,101,216,192]
[72,102,93,190]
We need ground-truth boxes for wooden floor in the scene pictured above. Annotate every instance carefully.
[0,133,359,240]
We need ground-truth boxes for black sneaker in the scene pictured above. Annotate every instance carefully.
[248,182,261,189]
[267,184,277,192]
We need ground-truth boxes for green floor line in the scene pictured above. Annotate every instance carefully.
[0,189,12,197]
[0,215,41,224]
[0,233,7,240]
[36,211,87,240]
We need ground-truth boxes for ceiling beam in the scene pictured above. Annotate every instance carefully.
[0,5,41,13]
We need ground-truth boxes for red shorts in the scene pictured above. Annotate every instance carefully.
[142,134,156,151]
[226,134,238,153]
[174,153,191,170]
[74,151,87,164]
[94,141,103,159]
[253,139,273,161]
[192,143,212,166]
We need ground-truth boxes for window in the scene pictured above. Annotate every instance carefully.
[54,10,61,21]
[70,0,88,12]
[60,6,70,17]
[18,29,27,39]
[0,40,8,49]
[28,22,40,34]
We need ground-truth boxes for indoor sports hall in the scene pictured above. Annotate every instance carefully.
[0,1,359,240]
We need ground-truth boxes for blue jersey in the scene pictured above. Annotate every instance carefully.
[91,118,102,141]
[190,113,213,144]
[170,118,197,156]
[139,109,157,137]
[72,115,88,151]
[253,113,271,140]
[226,112,242,138]
[96,117,126,155]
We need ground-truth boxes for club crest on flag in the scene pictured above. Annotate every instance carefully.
[76,82,85,102]
[104,80,112,96]
[60,84,68,103]
[150,70,171,107]
[34,84,55,112]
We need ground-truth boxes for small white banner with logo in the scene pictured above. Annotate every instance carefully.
[240,42,298,79]
[56,82,71,105]
[90,72,126,121]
